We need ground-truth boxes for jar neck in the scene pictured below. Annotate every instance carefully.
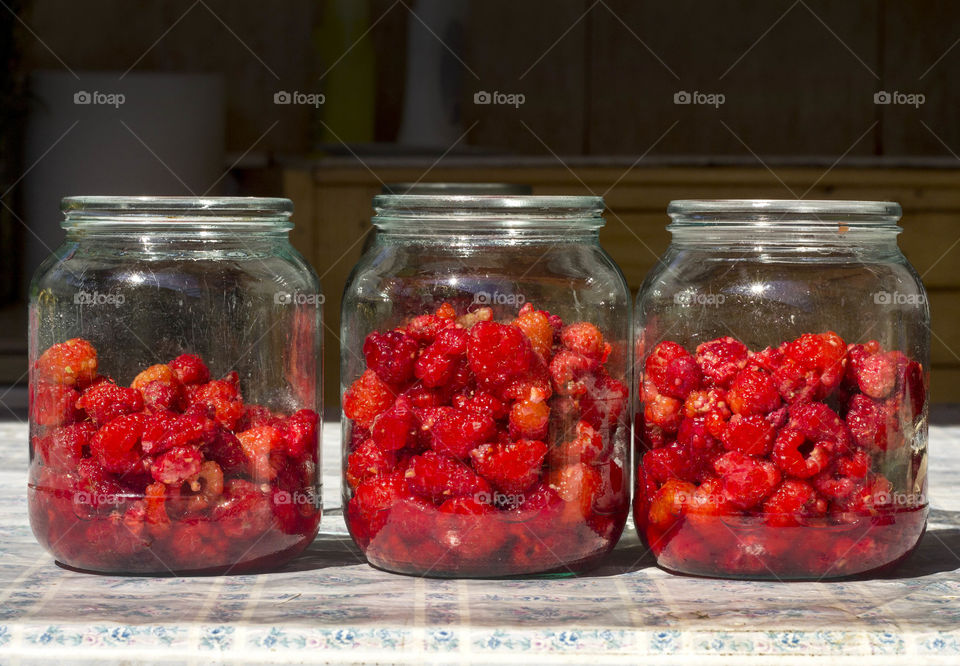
[668,224,901,250]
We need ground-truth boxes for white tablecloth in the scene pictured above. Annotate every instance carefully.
[1,421,959,664]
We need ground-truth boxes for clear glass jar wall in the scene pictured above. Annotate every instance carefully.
[634,200,929,579]
[28,197,323,574]
[341,195,631,577]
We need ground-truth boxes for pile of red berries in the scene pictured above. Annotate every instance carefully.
[344,302,629,576]
[636,332,928,578]
[28,338,320,574]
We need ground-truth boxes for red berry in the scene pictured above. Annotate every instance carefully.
[561,322,607,365]
[547,462,601,519]
[213,479,273,539]
[414,327,468,387]
[406,310,456,344]
[677,417,720,456]
[343,369,395,429]
[139,380,183,412]
[363,330,419,386]
[771,429,833,479]
[647,478,695,532]
[141,411,210,456]
[421,406,496,459]
[280,408,319,458]
[727,367,780,416]
[168,353,210,385]
[776,332,847,402]
[643,445,697,484]
[190,379,244,431]
[151,445,203,485]
[846,394,904,452]
[508,399,550,440]
[854,351,900,399]
[713,451,780,509]
[34,422,96,472]
[203,428,248,476]
[581,373,629,429]
[77,381,145,425]
[645,341,701,399]
[548,350,592,396]
[236,425,284,481]
[470,438,548,494]
[644,390,682,433]
[467,321,533,388]
[35,338,98,388]
[90,413,146,474]
[549,420,604,466]
[73,459,126,518]
[787,402,852,454]
[453,390,508,420]
[30,383,81,427]
[405,451,491,503]
[371,397,417,451]
[514,306,555,360]
[131,364,178,392]
[346,439,396,489]
[762,479,824,526]
[695,337,749,388]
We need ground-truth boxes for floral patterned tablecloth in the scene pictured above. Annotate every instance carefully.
[1,420,959,665]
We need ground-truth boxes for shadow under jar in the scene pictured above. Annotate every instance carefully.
[341,195,631,577]
[634,200,929,580]
[28,197,322,575]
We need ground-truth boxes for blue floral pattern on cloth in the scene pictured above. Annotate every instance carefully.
[2,422,960,662]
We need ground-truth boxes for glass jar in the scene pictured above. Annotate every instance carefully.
[28,197,322,574]
[634,200,929,580]
[341,195,631,577]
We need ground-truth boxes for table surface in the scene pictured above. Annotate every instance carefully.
[1,422,960,665]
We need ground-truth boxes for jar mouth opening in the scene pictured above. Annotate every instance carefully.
[61,196,294,231]
[372,195,605,232]
[667,199,902,227]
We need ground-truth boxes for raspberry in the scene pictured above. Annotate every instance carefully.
[343,369,395,429]
[549,420,604,466]
[721,414,775,456]
[139,380,183,412]
[677,417,719,456]
[695,337,749,388]
[777,332,847,402]
[581,373,629,429]
[90,413,146,474]
[682,388,731,437]
[842,475,894,513]
[183,461,224,513]
[643,444,697,484]
[213,479,274,539]
[771,429,833,479]
[639,420,670,450]
[547,462,601,518]
[456,306,494,330]
[35,338,98,387]
[787,402,852,454]
[77,381,144,425]
[190,379,244,431]
[34,422,96,472]
[561,322,607,365]
[401,385,444,409]
[854,351,900,399]
[438,496,494,515]
[405,451,491,503]
[687,476,732,517]
[151,445,203,485]
[837,450,871,478]
[762,479,825,527]
[407,305,456,343]
[747,345,783,373]
[467,321,533,388]
[548,350,592,396]
[422,406,496,458]
[141,411,209,456]
[236,425,284,481]
[902,360,926,419]
[143,481,171,532]
[846,394,903,451]
[363,330,419,386]
[346,439,396,489]
[646,341,701,399]
[509,400,550,439]
[470,439,548,493]
[727,367,780,416]
[30,383,81,427]
[203,428,248,476]
[131,364,178,392]
[73,458,126,518]
[280,408,319,458]
[414,327,468,387]
[514,305,555,359]
[644,391,683,433]
[647,478,695,532]
[713,451,780,509]
[371,397,417,451]
[167,353,210,385]
[453,391,508,420]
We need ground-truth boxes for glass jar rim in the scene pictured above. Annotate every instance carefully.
[60,196,293,231]
[372,194,604,232]
[668,199,902,223]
